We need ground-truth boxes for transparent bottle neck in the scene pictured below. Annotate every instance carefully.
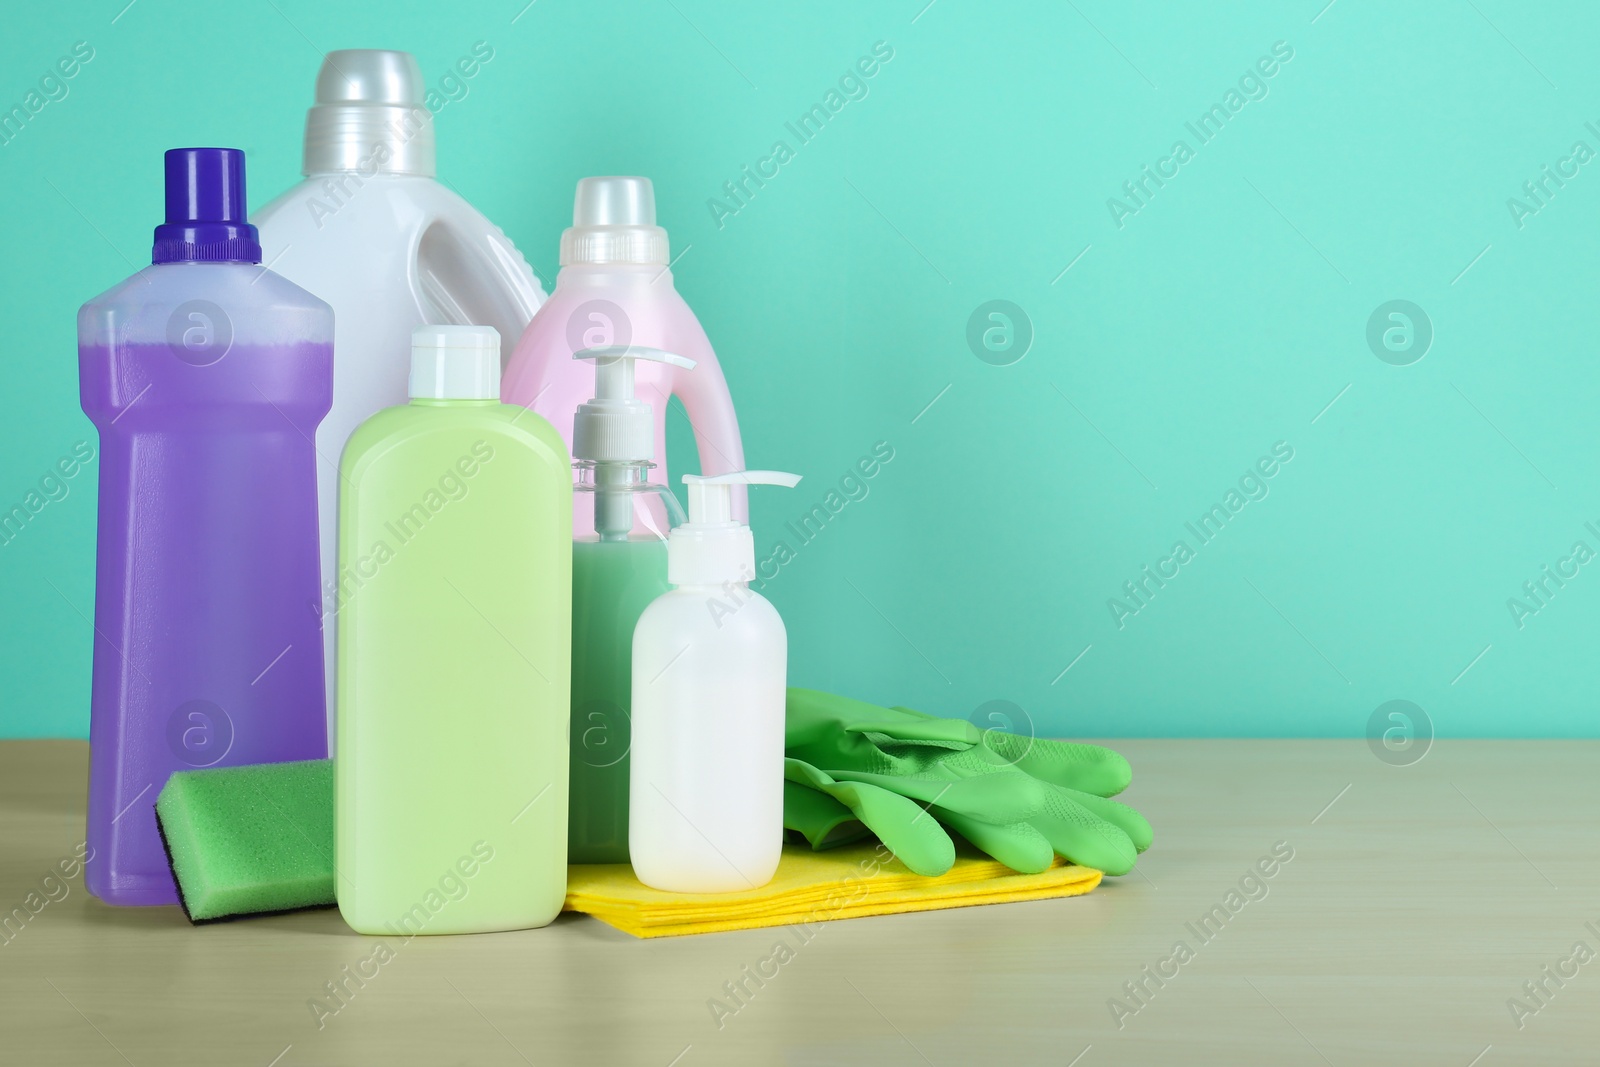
[574,461,681,541]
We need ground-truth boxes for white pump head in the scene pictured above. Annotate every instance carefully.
[572,346,696,463]
[669,471,801,586]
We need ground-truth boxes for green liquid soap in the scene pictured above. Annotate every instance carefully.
[569,536,669,863]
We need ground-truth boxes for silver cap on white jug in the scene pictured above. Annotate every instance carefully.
[302,50,436,178]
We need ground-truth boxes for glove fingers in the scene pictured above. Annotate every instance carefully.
[988,735,1133,798]
[784,760,956,876]
[1031,796,1140,876]
[783,779,871,850]
[825,767,1046,824]
[888,704,1133,798]
[935,811,1055,875]
[787,691,1148,877]
[844,741,1053,824]
[1066,790,1154,853]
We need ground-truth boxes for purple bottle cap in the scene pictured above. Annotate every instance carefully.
[151,147,263,265]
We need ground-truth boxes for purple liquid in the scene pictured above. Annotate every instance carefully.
[79,340,331,905]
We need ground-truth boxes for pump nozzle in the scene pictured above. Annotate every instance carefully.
[670,471,801,586]
[572,346,696,464]
[683,471,801,525]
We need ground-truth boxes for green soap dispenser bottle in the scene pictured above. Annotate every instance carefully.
[568,345,694,863]
[335,325,571,934]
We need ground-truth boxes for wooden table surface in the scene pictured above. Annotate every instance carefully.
[2,737,1596,1066]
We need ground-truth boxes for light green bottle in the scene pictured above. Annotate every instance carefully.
[568,346,693,863]
[335,325,571,934]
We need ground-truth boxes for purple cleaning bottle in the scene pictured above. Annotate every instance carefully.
[78,148,332,906]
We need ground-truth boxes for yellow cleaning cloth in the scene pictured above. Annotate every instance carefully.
[564,842,1102,938]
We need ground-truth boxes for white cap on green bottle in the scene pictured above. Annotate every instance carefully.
[409,325,501,400]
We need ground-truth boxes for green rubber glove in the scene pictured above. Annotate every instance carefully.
[892,701,1154,873]
[783,759,957,876]
[892,704,1134,799]
[782,759,1053,876]
[784,688,1153,876]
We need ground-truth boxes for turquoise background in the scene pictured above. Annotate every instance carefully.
[3,0,1595,739]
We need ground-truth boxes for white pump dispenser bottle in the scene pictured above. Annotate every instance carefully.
[568,345,694,864]
[628,471,800,893]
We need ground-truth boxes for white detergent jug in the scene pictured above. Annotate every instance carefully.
[255,49,546,732]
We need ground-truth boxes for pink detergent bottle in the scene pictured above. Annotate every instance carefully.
[78,148,331,905]
[502,177,746,530]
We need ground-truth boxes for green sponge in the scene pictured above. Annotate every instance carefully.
[155,758,335,923]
